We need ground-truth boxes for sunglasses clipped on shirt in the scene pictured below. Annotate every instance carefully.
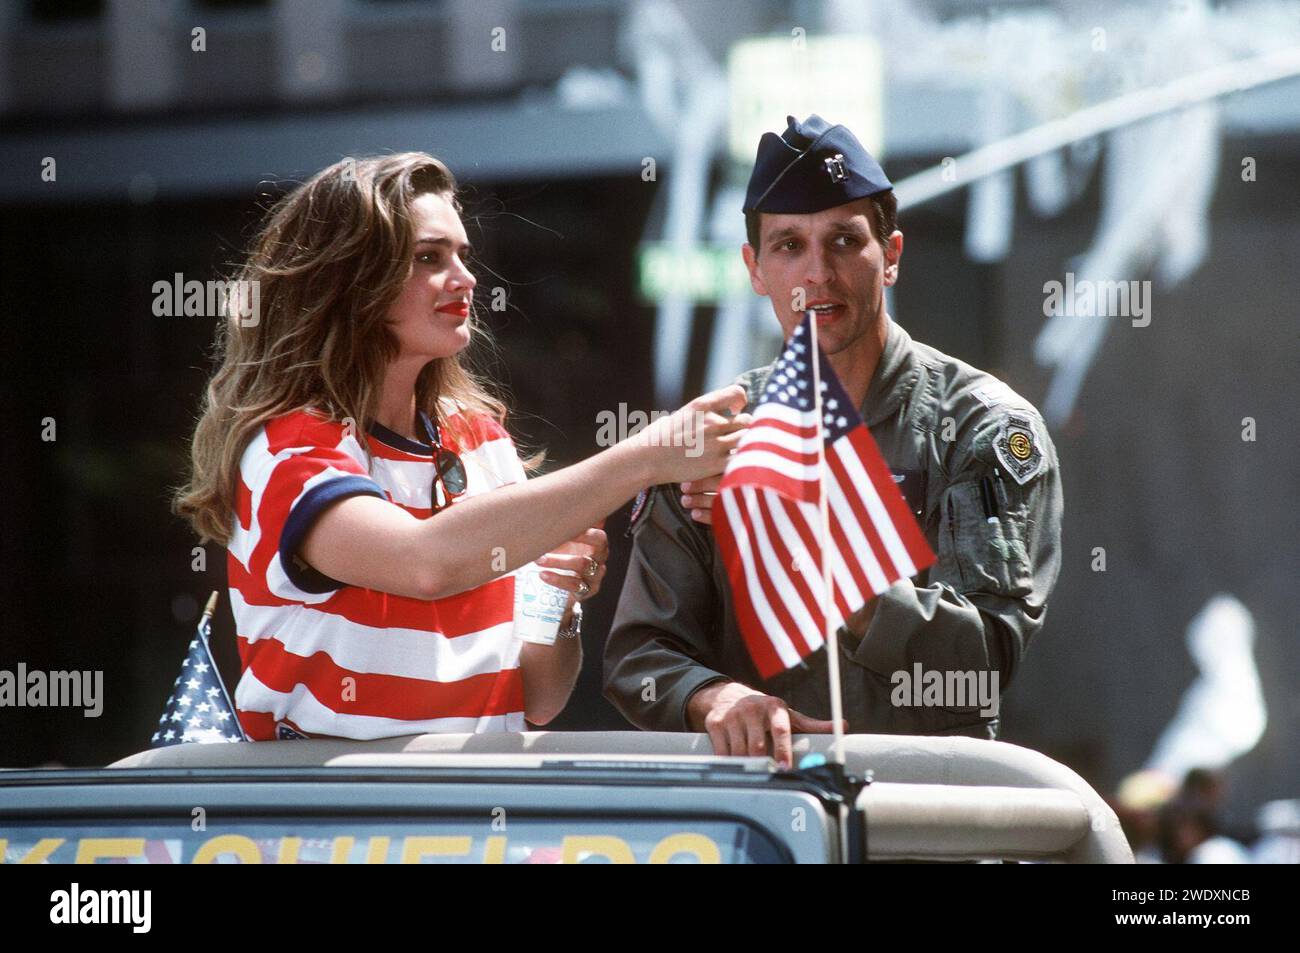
[418,410,468,513]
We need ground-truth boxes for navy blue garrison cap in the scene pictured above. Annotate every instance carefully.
[742,114,892,214]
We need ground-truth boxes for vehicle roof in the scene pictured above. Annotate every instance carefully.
[5,733,1135,863]
[108,730,1081,799]
[109,730,729,770]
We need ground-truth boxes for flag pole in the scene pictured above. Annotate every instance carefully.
[200,590,219,629]
[199,589,248,742]
[807,310,846,766]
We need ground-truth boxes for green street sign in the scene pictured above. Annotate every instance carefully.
[637,243,751,304]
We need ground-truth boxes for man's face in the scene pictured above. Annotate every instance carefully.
[742,197,902,355]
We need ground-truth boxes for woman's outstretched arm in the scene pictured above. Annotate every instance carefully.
[299,385,749,600]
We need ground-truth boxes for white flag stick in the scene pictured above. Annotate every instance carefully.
[200,590,220,630]
[197,589,248,742]
[807,311,846,765]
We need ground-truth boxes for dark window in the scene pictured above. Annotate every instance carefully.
[27,0,104,21]
[194,0,271,11]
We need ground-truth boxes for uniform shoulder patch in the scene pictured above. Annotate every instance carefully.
[734,365,775,409]
[627,486,655,536]
[993,413,1047,485]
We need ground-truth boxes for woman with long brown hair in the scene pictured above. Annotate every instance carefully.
[175,152,746,740]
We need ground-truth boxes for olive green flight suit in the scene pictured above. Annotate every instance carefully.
[603,318,1064,740]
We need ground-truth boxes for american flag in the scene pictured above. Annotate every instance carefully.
[714,314,936,679]
[152,592,246,746]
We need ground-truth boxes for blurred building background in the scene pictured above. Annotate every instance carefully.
[1,0,1297,855]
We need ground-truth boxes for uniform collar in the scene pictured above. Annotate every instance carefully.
[860,317,917,427]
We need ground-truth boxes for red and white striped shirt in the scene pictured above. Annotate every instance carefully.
[227,404,528,741]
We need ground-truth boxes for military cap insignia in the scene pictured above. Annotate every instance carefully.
[994,414,1046,484]
[824,153,848,183]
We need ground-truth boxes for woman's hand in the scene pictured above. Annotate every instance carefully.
[524,527,605,725]
[536,526,609,609]
[636,385,751,485]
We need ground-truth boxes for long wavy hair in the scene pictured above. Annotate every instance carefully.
[174,152,510,545]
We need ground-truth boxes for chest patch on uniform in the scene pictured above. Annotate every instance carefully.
[994,414,1047,484]
[890,468,927,517]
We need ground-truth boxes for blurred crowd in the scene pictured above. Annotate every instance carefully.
[1112,767,1298,863]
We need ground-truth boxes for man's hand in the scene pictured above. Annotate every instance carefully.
[679,475,723,525]
[686,681,844,770]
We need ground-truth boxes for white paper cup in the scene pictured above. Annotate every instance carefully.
[512,562,569,645]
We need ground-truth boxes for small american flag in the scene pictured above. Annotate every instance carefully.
[152,592,247,746]
[714,314,936,679]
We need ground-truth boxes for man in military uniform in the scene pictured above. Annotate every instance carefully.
[603,115,1063,768]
